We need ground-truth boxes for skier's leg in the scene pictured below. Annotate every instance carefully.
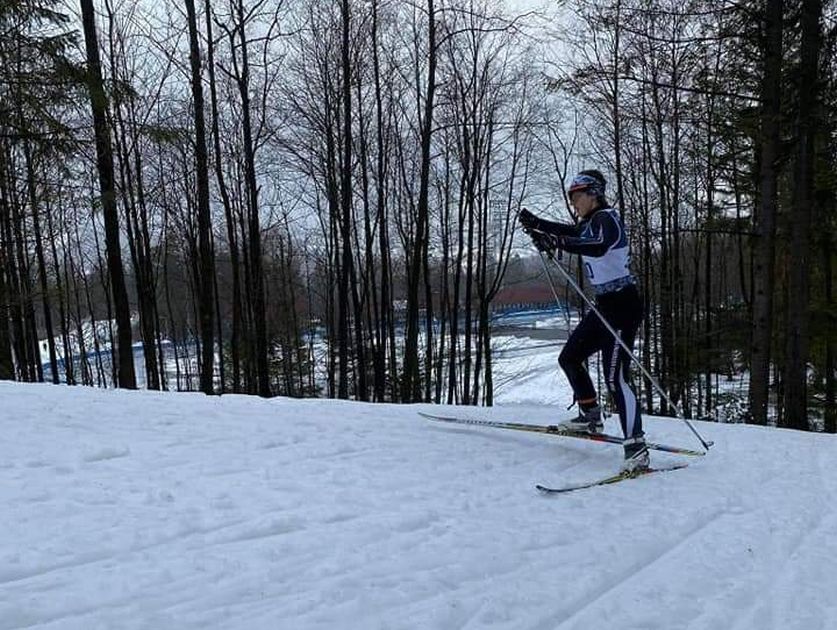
[598,285,648,471]
[602,326,642,440]
[601,329,649,472]
[559,311,607,429]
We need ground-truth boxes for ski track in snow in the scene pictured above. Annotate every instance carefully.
[1,382,836,630]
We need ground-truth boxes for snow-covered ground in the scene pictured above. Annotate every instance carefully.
[2,381,836,630]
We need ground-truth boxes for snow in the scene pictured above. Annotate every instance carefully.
[2,381,837,630]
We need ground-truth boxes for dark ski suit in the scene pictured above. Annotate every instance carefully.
[538,208,644,440]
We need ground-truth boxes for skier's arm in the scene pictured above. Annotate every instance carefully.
[558,212,620,258]
[518,208,579,237]
[535,217,579,238]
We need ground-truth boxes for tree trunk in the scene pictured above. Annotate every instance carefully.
[824,228,835,433]
[79,0,136,389]
[370,0,390,402]
[185,0,216,395]
[0,233,11,379]
[23,144,59,383]
[403,0,437,402]
[782,0,821,430]
[339,0,367,401]
[749,0,783,425]
[47,196,74,385]
[612,0,625,215]
[233,0,269,397]
[12,165,43,382]
[355,49,380,402]
[205,0,241,393]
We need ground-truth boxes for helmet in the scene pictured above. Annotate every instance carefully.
[567,170,606,199]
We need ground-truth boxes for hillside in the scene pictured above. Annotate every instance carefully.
[1,382,835,629]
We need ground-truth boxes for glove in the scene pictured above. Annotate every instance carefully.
[531,230,562,254]
[518,208,541,232]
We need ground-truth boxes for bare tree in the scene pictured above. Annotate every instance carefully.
[185,0,217,394]
[80,0,136,389]
[402,0,439,403]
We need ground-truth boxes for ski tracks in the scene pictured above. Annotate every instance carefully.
[718,440,837,630]
[526,435,834,630]
[527,503,729,630]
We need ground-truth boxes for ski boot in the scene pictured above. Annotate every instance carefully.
[621,436,650,474]
[558,405,604,434]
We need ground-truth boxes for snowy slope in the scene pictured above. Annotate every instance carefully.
[2,382,836,630]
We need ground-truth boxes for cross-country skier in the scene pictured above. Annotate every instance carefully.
[518,169,649,472]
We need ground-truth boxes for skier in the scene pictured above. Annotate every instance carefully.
[518,170,648,472]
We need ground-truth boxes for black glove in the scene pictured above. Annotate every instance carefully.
[531,230,562,254]
[518,208,541,232]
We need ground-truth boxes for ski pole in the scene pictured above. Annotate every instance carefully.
[537,251,713,452]
[539,248,573,333]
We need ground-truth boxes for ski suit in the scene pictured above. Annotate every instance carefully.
[537,208,644,441]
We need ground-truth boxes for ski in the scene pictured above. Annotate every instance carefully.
[419,411,706,457]
[536,463,688,494]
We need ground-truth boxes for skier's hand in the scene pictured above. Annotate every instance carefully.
[531,230,561,254]
[518,208,540,232]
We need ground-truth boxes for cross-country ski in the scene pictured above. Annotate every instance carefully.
[536,463,689,494]
[420,411,709,457]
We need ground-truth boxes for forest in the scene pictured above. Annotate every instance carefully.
[0,0,834,431]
